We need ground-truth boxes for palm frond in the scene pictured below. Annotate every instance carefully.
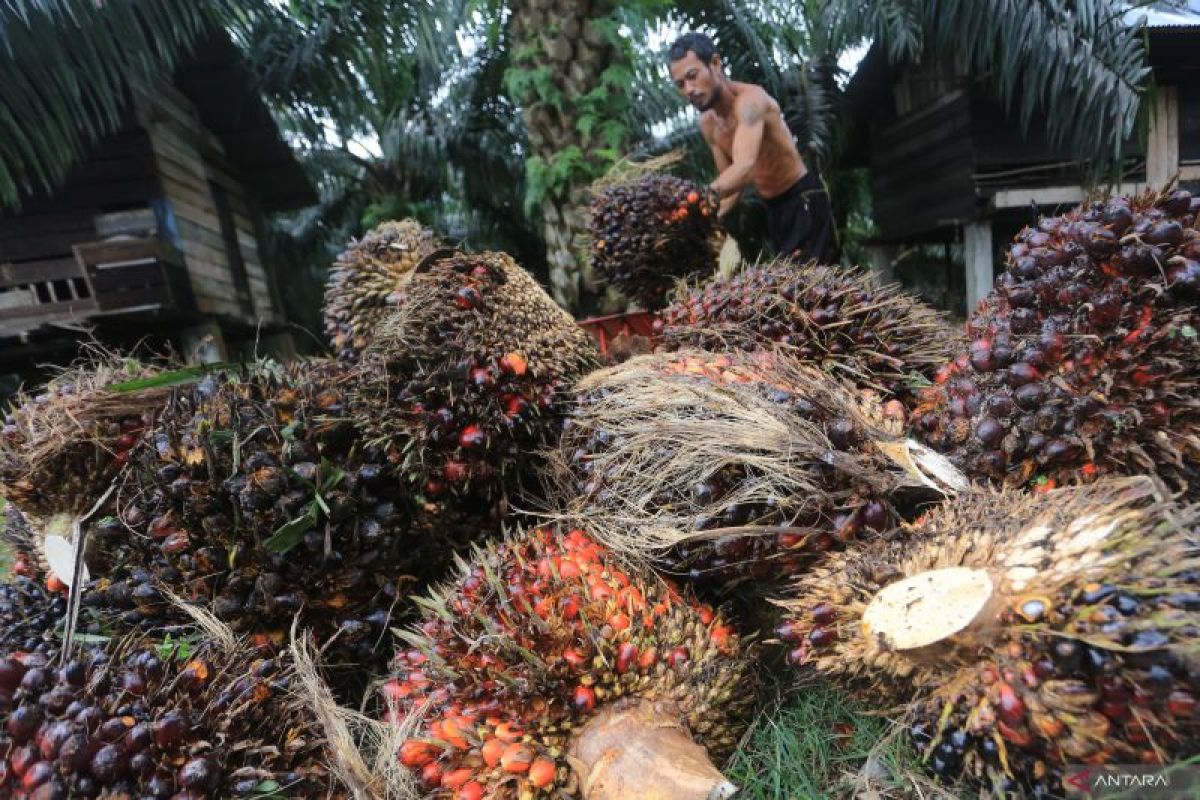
[869,0,1150,164]
[0,0,232,208]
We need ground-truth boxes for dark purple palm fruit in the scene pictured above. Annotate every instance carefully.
[0,636,334,798]
[912,189,1200,495]
[104,362,477,692]
[588,174,721,309]
[657,260,955,404]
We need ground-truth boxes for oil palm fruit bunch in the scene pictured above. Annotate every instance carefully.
[101,364,459,675]
[546,350,964,587]
[384,525,754,800]
[323,218,441,361]
[911,189,1200,495]
[657,260,954,402]
[0,356,169,524]
[0,635,337,798]
[776,478,1200,796]
[0,576,65,656]
[2,506,48,582]
[354,250,599,504]
[588,174,720,309]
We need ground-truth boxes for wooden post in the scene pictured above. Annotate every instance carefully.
[1147,86,1180,190]
[178,320,228,365]
[866,244,899,284]
[963,220,994,316]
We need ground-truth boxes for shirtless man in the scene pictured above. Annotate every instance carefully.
[668,32,834,262]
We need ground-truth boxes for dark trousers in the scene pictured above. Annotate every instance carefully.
[764,171,834,263]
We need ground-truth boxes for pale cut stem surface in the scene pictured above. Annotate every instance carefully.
[862,566,997,651]
[568,698,737,800]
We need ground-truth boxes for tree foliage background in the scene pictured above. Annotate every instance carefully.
[0,0,1167,327]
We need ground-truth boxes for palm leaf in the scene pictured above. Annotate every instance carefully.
[0,0,235,208]
[868,0,1150,165]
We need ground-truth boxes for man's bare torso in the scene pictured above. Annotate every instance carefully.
[702,82,806,199]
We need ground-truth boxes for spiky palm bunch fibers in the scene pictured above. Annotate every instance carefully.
[384,526,754,799]
[354,250,599,504]
[323,218,441,361]
[588,174,720,309]
[657,260,954,402]
[0,634,336,798]
[547,349,963,587]
[0,356,168,522]
[912,189,1200,495]
[777,478,1199,795]
[96,363,469,677]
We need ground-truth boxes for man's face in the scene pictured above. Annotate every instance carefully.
[670,51,721,112]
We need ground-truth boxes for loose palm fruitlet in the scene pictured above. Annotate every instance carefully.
[100,364,461,675]
[657,260,954,402]
[384,526,754,800]
[911,189,1200,495]
[0,357,167,522]
[776,478,1200,796]
[588,174,720,309]
[0,636,336,798]
[323,218,441,361]
[354,250,599,502]
[546,349,963,587]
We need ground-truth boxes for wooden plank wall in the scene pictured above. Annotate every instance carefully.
[1179,83,1200,164]
[868,90,978,241]
[135,82,280,326]
[0,130,160,264]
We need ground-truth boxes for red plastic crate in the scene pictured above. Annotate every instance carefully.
[577,311,658,356]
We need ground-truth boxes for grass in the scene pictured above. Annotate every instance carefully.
[727,681,956,800]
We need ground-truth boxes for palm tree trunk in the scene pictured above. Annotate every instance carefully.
[509,0,624,313]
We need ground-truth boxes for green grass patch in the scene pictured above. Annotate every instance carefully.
[727,681,949,799]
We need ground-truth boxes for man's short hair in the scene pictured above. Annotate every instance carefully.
[668,32,717,65]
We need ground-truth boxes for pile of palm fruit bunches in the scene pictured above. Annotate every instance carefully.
[1,185,1197,800]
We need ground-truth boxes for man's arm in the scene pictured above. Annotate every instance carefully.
[703,119,742,218]
[709,96,765,199]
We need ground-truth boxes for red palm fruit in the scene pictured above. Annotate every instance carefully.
[384,526,754,799]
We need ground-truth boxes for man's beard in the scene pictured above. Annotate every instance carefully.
[694,83,722,112]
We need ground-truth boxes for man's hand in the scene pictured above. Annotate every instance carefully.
[716,191,741,219]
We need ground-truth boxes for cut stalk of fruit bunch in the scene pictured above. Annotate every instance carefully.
[382,526,755,799]
[353,249,599,505]
[0,627,337,798]
[776,477,1200,795]
[546,349,963,588]
[588,174,721,309]
[912,189,1200,495]
[657,259,955,403]
[323,218,441,362]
